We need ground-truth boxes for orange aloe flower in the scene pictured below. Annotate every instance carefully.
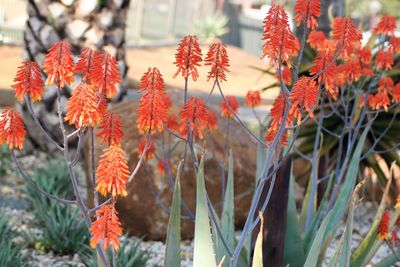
[394,195,400,209]
[376,51,394,70]
[136,68,169,134]
[389,37,400,53]
[332,18,360,59]
[12,61,44,102]
[166,114,179,132]
[173,35,202,81]
[308,30,327,50]
[65,83,101,128]
[245,90,261,107]
[310,51,337,99]
[358,47,372,65]
[180,97,208,139]
[157,160,173,176]
[138,138,155,159]
[392,83,400,102]
[369,92,391,111]
[75,47,98,82]
[341,59,362,84]
[43,41,74,87]
[391,231,400,246]
[221,95,238,119]
[374,15,396,36]
[289,76,319,125]
[207,110,218,130]
[90,203,123,251]
[97,111,124,145]
[266,93,291,146]
[91,52,121,99]
[261,5,296,67]
[96,144,130,198]
[140,67,165,92]
[277,66,292,86]
[205,39,230,82]
[294,0,321,29]
[377,210,390,240]
[0,108,26,150]
[378,77,394,94]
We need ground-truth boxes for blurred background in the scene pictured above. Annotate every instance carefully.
[1,0,399,53]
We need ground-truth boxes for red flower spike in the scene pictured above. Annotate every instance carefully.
[96,144,130,198]
[266,93,292,147]
[91,52,121,99]
[394,195,400,209]
[391,231,400,246]
[166,114,179,132]
[65,83,101,128]
[280,66,293,86]
[164,94,172,110]
[157,160,173,176]
[246,90,262,107]
[97,111,124,145]
[377,210,390,240]
[389,37,400,53]
[90,203,123,251]
[294,0,321,30]
[43,41,74,87]
[205,39,230,82]
[266,129,288,147]
[376,51,394,70]
[358,47,372,65]
[369,92,391,111]
[136,68,168,134]
[310,51,337,99]
[138,138,155,159]
[180,97,208,140]
[289,76,319,125]
[262,5,296,67]
[12,61,44,102]
[332,18,359,59]
[173,35,202,81]
[75,47,98,82]
[341,60,362,84]
[0,108,26,150]
[374,15,397,36]
[207,110,218,130]
[378,77,394,94]
[308,30,327,50]
[140,67,165,93]
[392,83,400,103]
[221,95,239,119]
[96,94,108,118]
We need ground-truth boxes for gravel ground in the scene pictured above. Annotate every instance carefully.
[0,151,398,266]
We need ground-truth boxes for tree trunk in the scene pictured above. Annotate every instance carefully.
[22,0,130,151]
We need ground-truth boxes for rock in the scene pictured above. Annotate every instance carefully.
[28,17,42,33]
[83,99,257,240]
[98,9,114,28]
[60,0,74,6]
[113,0,124,8]
[84,27,104,46]
[103,44,117,57]
[48,3,66,19]
[39,26,59,47]
[66,20,89,40]
[110,28,124,46]
[76,0,97,17]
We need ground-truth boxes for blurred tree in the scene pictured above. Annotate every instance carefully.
[23,0,130,151]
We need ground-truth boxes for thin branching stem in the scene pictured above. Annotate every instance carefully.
[10,149,76,205]
[25,95,63,151]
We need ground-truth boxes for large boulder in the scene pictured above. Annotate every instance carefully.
[84,98,257,240]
